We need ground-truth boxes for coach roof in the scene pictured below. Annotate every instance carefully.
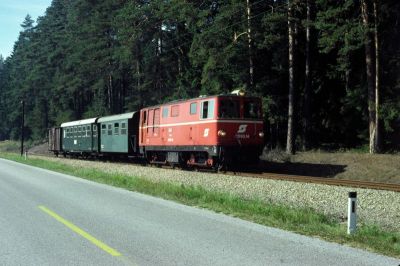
[61,118,98,128]
[97,112,137,123]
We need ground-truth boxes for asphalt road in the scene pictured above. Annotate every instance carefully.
[0,158,398,266]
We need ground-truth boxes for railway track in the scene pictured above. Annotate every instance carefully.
[29,152,400,193]
[227,170,400,192]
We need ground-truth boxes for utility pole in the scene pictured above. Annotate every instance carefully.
[246,0,254,88]
[20,100,25,156]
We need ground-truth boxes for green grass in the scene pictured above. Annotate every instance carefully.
[1,152,399,258]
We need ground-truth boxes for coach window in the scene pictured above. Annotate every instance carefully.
[201,100,214,119]
[101,124,106,135]
[162,107,168,118]
[114,123,119,135]
[121,123,127,135]
[190,102,197,115]
[108,124,112,135]
[171,105,179,117]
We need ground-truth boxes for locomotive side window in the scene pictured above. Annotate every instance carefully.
[162,107,168,118]
[190,102,197,115]
[171,105,179,117]
[201,100,214,119]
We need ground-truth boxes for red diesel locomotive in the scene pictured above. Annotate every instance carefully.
[139,91,264,169]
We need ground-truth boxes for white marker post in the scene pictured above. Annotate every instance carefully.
[24,150,27,160]
[347,192,357,234]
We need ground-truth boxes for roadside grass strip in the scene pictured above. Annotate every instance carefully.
[1,153,399,258]
[38,206,121,257]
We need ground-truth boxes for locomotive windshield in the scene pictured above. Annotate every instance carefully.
[218,98,262,119]
[218,99,240,118]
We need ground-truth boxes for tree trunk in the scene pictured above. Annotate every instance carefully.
[302,0,312,151]
[108,73,113,112]
[373,0,380,151]
[361,0,378,154]
[246,0,254,89]
[286,0,295,155]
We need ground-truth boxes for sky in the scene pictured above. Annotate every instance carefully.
[0,0,52,59]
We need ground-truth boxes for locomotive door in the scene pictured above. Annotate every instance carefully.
[153,108,160,139]
[147,108,161,145]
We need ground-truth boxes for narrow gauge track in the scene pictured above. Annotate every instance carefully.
[227,171,400,193]
[29,153,400,193]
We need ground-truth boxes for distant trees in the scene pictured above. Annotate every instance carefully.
[0,0,399,152]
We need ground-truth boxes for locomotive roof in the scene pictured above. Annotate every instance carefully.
[61,117,98,128]
[143,94,260,109]
[97,112,137,123]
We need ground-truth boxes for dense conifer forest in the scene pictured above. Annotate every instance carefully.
[0,0,399,153]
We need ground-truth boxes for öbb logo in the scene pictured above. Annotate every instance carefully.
[237,125,248,134]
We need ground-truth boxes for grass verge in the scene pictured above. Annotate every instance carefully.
[1,152,399,258]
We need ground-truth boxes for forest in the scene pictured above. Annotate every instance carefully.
[0,0,399,154]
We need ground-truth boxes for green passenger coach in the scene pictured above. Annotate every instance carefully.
[61,118,98,155]
[97,112,140,154]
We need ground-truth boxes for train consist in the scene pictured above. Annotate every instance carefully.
[49,91,264,170]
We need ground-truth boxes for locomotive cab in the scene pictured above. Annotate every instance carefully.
[214,94,264,168]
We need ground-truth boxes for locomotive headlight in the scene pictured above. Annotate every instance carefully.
[218,130,227,137]
[258,132,264,137]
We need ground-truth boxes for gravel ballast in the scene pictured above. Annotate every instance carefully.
[38,156,400,230]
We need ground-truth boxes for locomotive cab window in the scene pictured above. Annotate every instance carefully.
[201,100,214,119]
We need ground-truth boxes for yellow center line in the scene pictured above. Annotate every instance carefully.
[38,205,121,257]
